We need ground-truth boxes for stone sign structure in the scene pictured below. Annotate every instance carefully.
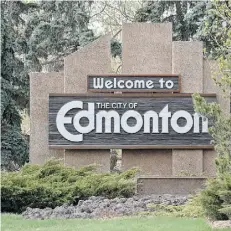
[30,23,230,195]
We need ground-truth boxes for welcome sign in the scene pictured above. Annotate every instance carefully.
[88,75,180,92]
[49,94,215,149]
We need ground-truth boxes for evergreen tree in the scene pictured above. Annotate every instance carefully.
[135,1,208,41]
[193,0,231,220]
[23,1,95,72]
[1,0,34,170]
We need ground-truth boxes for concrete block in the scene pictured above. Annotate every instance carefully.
[203,59,217,93]
[172,150,203,176]
[122,23,172,74]
[137,177,206,195]
[172,41,203,93]
[63,35,111,170]
[203,150,217,176]
[65,150,110,172]
[122,150,172,176]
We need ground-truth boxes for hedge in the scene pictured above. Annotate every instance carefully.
[1,160,137,213]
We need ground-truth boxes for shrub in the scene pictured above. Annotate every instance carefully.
[146,195,204,218]
[1,160,138,213]
[199,174,231,220]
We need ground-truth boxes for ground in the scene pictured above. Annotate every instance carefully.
[2,214,231,231]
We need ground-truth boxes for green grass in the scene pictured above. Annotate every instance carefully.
[1,214,231,231]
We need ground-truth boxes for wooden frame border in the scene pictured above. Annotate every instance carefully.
[49,93,216,150]
[49,145,214,150]
[49,93,216,97]
[87,74,181,93]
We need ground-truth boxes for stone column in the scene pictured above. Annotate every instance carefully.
[202,59,230,177]
[30,72,64,164]
[203,59,230,114]
[172,41,204,176]
[63,35,112,172]
[121,23,173,175]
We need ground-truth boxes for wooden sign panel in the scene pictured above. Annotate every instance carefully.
[49,94,216,149]
[87,75,180,92]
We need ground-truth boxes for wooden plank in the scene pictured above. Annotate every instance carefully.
[49,94,216,149]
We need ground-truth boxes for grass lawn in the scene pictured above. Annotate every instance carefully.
[2,214,231,231]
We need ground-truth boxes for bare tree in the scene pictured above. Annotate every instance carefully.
[89,1,144,36]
